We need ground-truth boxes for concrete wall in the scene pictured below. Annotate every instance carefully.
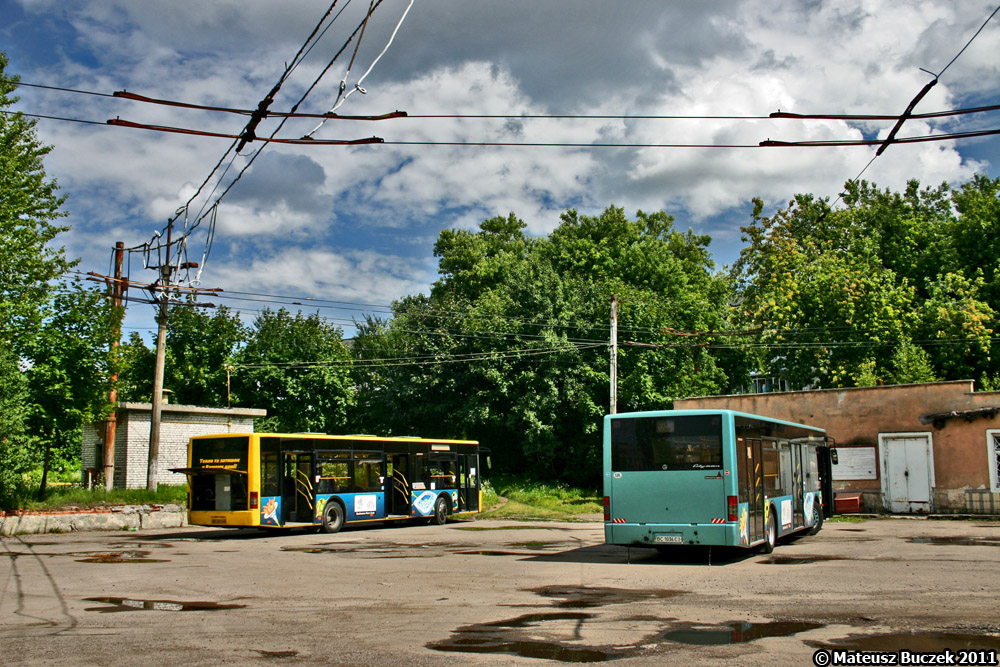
[674,381,1000,514]
[82,403,266,489]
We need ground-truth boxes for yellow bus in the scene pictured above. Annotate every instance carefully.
[172,433,484,532]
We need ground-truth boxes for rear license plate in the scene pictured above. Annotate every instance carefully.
[653,535,683,544]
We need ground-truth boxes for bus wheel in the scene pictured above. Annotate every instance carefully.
[808,504,824,535]
[431,496,449,525]
[321,501,344,534]
[761,508,777,554]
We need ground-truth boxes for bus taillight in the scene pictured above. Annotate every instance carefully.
[603,496,611,522]
[250,492,259,510]
[727,495,738,522]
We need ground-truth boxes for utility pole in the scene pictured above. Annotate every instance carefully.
[146,218,173,493]
[103,242,126,491]
[610,294,618,415]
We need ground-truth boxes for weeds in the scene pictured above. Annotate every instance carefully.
[477,475,601,520]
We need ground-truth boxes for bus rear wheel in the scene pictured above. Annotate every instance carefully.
[808,503,824,535]
[431,496,449,525]
[321,501,344,534]
[761,508,777,553]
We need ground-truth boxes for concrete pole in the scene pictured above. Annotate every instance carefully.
[610,294,618,415]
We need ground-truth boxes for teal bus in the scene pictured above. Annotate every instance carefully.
[173,433,484,532]
[603,410,835,553]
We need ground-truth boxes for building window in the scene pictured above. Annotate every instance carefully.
[988,430,1000,493]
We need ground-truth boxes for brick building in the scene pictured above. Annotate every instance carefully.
[82,402,266,489]
[674,380,1000,514]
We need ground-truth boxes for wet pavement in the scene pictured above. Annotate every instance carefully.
[2,517,999,665]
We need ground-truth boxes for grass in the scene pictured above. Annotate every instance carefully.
[476,476,602,521]
[19,484,188,511]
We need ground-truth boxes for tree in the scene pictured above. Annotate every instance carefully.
[353,206,732,486]
[233,309,354,433]
[164,300,246,406]
[25,281,117,497]
[733,194,917,388]
[0,53,73,351]
[0,345,32,508]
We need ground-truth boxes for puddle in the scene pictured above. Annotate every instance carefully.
[530,585,685,609]
[254,650,298,659]
[281,544,446,558]
[451,525,575,532]
[906,537,1000,547]
[427,611,617,662]
[508,541,563,550]
[663,620,823,645]
[73,550,168,563]
[808,632,1000,652]
[111,542,173,549]
[758,555,849,565]
[84,597,246,613]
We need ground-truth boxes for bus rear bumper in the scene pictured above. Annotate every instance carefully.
[604,522,735,547]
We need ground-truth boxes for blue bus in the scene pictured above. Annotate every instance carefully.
[604,410,835,552]
[174,433,483,532]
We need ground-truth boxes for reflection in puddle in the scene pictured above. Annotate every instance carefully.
[809,632,1000,652]
[84,597,246,613]
[907,536,1000,547]
[663,620,824,645]
[758,554,849,565]
[451,525,575,532]
[281,544,446,558]
[254,650,299,659]
[73,551,168,563]
[530,585,685,609]
[427,611,616,662]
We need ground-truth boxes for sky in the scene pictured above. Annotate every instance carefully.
[3,0,999,340]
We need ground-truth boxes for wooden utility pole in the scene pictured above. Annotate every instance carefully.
[103,242,126,491]
[610,294,618,415]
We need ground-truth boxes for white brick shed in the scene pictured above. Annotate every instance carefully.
[82,402,267,489]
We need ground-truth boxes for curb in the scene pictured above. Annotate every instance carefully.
[0,504,188,536]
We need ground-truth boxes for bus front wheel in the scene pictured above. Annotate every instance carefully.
[431,496,449,525]
[322,501,345,534]
[762,508,777,553]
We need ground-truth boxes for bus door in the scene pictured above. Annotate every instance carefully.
[282,451,315,524]
[389,454,411,516]
[746,439,765,544]
[457,454,480,512]
[792,443,804,527]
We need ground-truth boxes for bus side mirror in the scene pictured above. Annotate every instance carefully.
[830,449,839,465]
[486,456,492,470]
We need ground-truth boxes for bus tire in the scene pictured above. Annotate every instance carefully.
[321,500,345,534]
[808,503,824,535]
[431,496,449,525]
[761,507,777,554]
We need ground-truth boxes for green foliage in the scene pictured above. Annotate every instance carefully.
[165,300,246,406]
[23,483,187,510]
[889,339,937,385]
[732,176,1000,389]
[476,475,601,520]
[233,308,354,433]
[25,279,119,498]
[0,53,73,350]
[352,206,730,486]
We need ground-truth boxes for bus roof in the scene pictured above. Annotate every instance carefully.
[189,433,480,445]
[605,408,826,434]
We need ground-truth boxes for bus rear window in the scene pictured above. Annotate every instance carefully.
[611,415,722,471]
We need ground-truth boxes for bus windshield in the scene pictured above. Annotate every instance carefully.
[610,414,722,471]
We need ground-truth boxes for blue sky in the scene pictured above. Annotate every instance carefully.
[3,0,999,339]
